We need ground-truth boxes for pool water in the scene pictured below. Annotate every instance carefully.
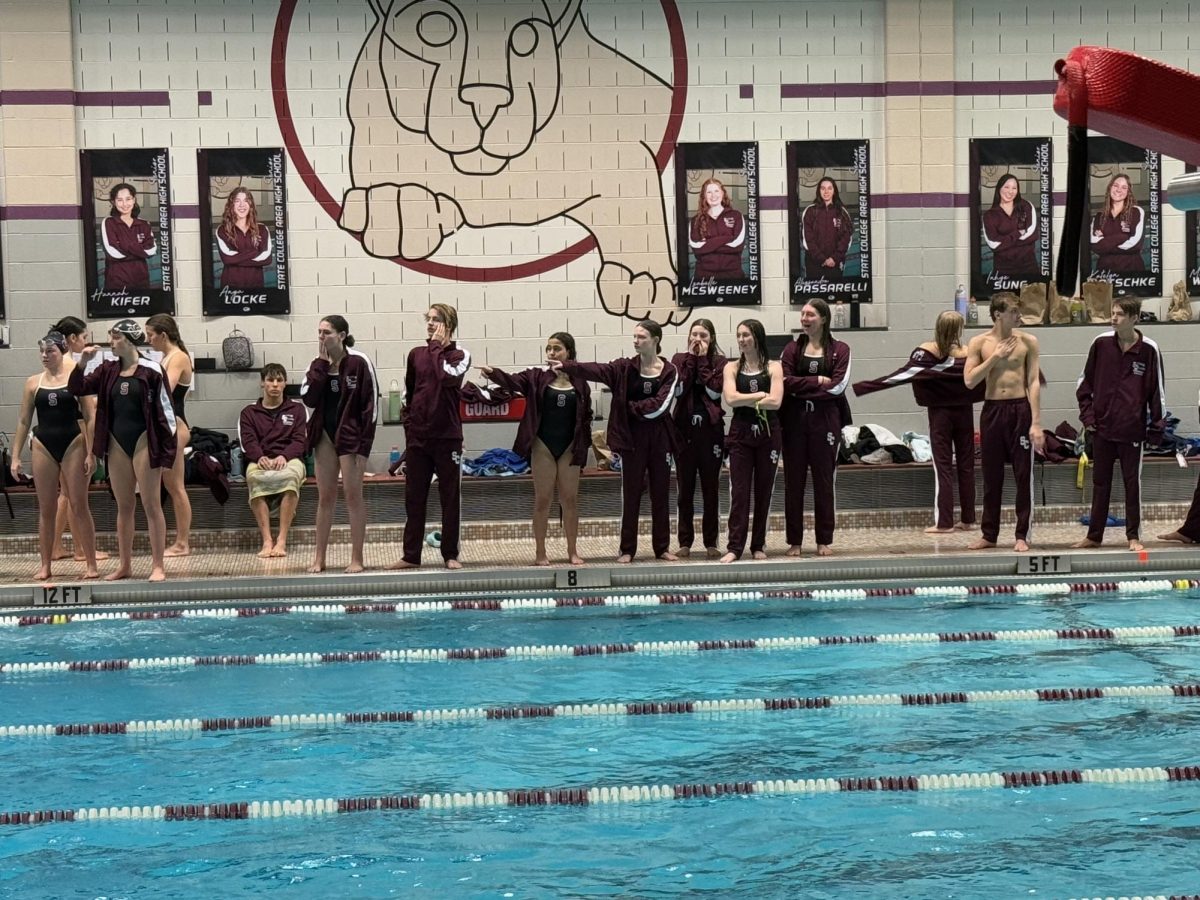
[2,585,1199,897]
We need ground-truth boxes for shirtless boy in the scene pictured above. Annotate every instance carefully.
[963,293,1044,552]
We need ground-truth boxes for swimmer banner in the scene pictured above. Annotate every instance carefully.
[1079,137,1162,299]
[197,148,291,317]
[968,137,1053,301]
[674,142,761,307]
[80,148,176,319]
[786,139,873,305]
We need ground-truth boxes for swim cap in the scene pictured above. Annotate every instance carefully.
[109,318,145,345]
[38,331,67,352]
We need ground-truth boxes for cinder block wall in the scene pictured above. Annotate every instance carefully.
[2,0,1198,472]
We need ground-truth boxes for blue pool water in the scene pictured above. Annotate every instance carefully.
[2,584,1200,897]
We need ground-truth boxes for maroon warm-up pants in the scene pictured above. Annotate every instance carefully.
[676,421,724,550]
[1085,434,1143,542]
[619,420,674,559]
[402,439,462,564]
[725,422,781,558]
[979,398,1033,544]
[1176,471,1200,542]
[927,404,976,529]
[782,403,841,548]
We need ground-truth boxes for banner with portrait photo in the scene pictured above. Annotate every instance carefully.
[198,148,291,316]
[80,148,175,319]
[787,140,872,304]
[1187,165,1200,298]
[969,137,1052,300]
[674,142,761,307]
[1078,137,1161,298]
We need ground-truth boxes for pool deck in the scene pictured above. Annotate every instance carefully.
[5,515,1200,608]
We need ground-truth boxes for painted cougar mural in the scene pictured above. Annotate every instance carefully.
[341,0,683,324]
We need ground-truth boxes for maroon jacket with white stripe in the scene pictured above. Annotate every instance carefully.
[301,348,378,456]
[239,398,308,462]
[403,340,471,446]
[1076,329,1166,443]
[852,348,985,408]
[561,356,679,455]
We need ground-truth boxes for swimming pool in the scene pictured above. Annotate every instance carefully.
[2,578,1199,897]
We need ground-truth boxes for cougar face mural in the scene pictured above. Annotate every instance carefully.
[341,0,684,324]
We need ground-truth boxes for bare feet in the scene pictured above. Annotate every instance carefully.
[84,564,100,579]
[1158,531,1195,544]
[676,547,690,558]
[967,538,997,551]
[752,550,767,560]
[816,545,833,557]
[164,544,190,558]
[104,567,132,581]
[1071,538,1102,549]
[786,545,803,557]
[148,567,166,583]
[389,558,418,570]
[50,547,72,561]
[257,543,274,559]
[1013,539,1030,552]
[924,525,955,534]
[706,547,721,560]
[616,554,632,564]
[719,552,737,564]
[534,556,551,567]
[1128,539,1144,551]
[345,562,365,574]
[658,551,679,562]
[35,565,51,581]
[76,549,109,561]
[269,543,288,558]
[307,560,326,574]
[569,553,585,566]
[445,559,462,570]
[955,522,976,531]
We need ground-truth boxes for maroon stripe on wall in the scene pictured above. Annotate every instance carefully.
[0,90,171,107]
[777,79,1058,99]
[0,193,1077,220]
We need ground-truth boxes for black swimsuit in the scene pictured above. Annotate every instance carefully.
[33,379,83,465]
[110,375,146,458]
[322,374,341,443]
[537,384,577,460]
[171,382,189,425]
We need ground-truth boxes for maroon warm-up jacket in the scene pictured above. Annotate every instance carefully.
[238,397,308,461]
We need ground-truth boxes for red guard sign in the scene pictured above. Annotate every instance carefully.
[459,397,527,423]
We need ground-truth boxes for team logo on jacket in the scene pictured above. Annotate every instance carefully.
[723,215,736,229]
[345,375,357,390]
[281,414,295,426]
[556,393,567,408]
[119,382,130,396]
[1131,361,1146,377]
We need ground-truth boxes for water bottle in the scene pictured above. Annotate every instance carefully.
[954,284,968,316]
[387,379,402,423]
[389,445,401,468]
[833,300,849,330]
[1069,295,1086,325]
[966,295,979,325]
[230,445,244,479]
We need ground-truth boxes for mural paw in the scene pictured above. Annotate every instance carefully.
[597,262,679,325]
[340,183,463,260]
